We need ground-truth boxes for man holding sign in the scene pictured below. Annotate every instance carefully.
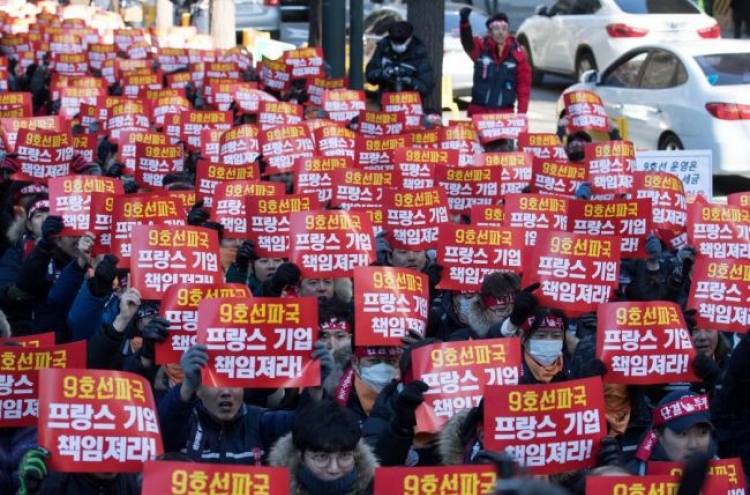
[158,342,333,465]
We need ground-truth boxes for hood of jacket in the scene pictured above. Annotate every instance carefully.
[464,300,496,338]
[269,433,378,495]
[437,409,470,466]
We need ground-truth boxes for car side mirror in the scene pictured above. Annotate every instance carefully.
[581,69,600,84]
[535,5,549,16]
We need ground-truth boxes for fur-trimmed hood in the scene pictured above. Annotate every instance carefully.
[438,409,470,466]
[268,433,378,495]
[464,299,497,338]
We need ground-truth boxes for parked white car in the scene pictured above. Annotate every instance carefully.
[517,0,720,84]
[559,40,750,174]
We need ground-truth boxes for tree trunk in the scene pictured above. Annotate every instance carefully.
[308,0,323,46]
[407,0,444,112]
[210,0,235,49]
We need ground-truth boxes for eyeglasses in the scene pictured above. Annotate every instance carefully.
[306,451,356,468]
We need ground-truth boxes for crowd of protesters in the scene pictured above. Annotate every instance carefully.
[0,2,747,495]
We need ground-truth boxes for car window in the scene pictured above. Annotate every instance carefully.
[612,0,700,14]
[570,0,601,14]
[602,51,649,88]
[694,52,750,86]
[640,50,687,89]
[549,0,574,15]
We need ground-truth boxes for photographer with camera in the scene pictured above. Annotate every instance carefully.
[365,21,434,105]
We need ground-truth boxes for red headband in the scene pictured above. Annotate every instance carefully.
[28,200,49,219]
[482,294,514,308]
[354,346,402,359]
[652,395,709,427]
[520,314,566,334]
[320,319,351,334]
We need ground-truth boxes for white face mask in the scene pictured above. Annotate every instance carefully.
[359,363,397,391]
[526,339,563,366]
[390,42,408,53]
[457,298,474,323]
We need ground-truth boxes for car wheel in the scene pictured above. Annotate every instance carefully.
[519,38,543,86]
[575,50,597,81]
[659,133,684,151]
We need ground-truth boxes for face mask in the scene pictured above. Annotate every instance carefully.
[526,339,563,366]
[359,363,397,390]
[457,298,474,323]
[391,42,408,53]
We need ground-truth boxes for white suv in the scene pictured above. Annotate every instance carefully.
[516,0,720,85]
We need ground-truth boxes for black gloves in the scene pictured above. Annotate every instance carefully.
[576,312,598,338]
[577,358,608,379]
[40,215,65,248]
[395,380,429,432]
[509,283,540,327]
[187,200,210,226]
[266,262,301,297]
[234,240,258,273]
[596,437,622,467]
[424,263,443,288]
[88,254,119,298]
[140,317,170,361]
[104,161,124,178]
[692,353,720,390]
[460,6,471,22]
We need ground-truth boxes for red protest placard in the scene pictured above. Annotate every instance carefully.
[0,342,86,427]
[258,101,303,130]
[633,171,688,242]
[439,125,482,166]
[329,169,397,211]
[472,113,528,143]
[196,297,319,388]
[0,115,60,154]
[220,124,261,166]
[688,257,750,331]
[373,466,496,495]
[394,148,458,174]
[111,194,187,268]
[436,224,524,291]
[484,377,607,475]
[354,267,429,346]
[48,176,123,236]
[381,91,423,129]
[212,180,285,234]
[312,125,357,160]
[585,475,728,494]
[72,133,98,164]
[568,198,653,257]
[118,131,169,175]
[647,458,747,495]
[260,124,315,175]
[434,165,503,215]
[518,132,566,161]
[355,134,413,170]
[245,194,320,258]
[563,90,609,139]
[133,141,184,190]
[502,193,570,247]
[727,191,750,209]
[530,157,587,198]
[382,188,448,251]
[0,333,56,347]
[260,57,291,93]
[14,129,73,182]
[106,101,152,143]
[130,225,222,299]
[412,339,522,433]
[179,110,233,152]
[289,210,376,278]
[232,85,278,114]
[151,94,191,128]
[293,156,352,204]
[471,205,504,227]
[0,92,32,116]
[584,140,636,198]
[523,231,620,315]
[284,46,324,79]
[194,160,261,209]
[307,76,348,106]
[322,89,367,123]
[688,203,750,259]
[597,301,698,384]
[477,151,533,195]
[142,461,290,495]
[38,368,163,473]
[358,109,407,136]
[156,283,251,364]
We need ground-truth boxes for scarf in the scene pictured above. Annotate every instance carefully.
[298,463,358,495]
[604,383,631,436]
[523,352,563,384]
